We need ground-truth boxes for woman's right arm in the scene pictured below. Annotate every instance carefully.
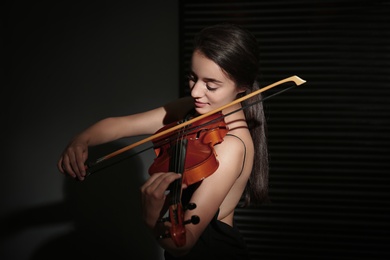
[57,96,194,181]
[57,97,193,180]
[57,105,169,180]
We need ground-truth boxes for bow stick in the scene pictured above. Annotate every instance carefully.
[88,75,306,169]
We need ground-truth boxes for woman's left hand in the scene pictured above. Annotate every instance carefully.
[140,172,182,229]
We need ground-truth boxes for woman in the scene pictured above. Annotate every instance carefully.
[58,23,269,259]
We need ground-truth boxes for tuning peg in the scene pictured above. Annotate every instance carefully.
[183,215,200,225]
[184,202,196,211]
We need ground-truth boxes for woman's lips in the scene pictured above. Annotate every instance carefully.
[194,100,207,108]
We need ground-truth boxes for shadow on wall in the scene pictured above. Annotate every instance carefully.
[0,142,161,260]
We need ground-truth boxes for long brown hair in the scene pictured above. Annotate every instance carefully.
[193,23,269,206]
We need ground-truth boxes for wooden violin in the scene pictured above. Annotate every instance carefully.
[151,111,228,246]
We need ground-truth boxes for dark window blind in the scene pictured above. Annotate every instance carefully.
[179,1,390,259]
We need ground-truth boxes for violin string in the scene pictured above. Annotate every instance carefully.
[171,118,186,205]
[173,123,180,205]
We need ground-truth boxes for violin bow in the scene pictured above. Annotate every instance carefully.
[88,75,306,169]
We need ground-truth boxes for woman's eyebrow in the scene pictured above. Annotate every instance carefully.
[189,71,224,84]
[203,77,223,84]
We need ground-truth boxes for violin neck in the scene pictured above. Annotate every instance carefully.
[168,139,188,204]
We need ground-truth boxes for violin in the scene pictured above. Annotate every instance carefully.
[150,112,228,246]
[86,75,307,247]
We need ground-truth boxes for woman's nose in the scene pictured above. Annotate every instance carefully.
[190,81,205,98]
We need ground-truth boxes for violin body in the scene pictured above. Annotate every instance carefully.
[149,112,229,186]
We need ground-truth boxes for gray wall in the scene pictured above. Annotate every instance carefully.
[3,2,179,259]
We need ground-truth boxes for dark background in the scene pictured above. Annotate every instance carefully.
[2,1,390,260]
[178,0,390,259]
[3,1,179,260]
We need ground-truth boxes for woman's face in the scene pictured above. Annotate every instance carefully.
[189,50,243,115]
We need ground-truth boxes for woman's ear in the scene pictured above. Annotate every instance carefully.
[237,86,247,96]
[236,90,246,99]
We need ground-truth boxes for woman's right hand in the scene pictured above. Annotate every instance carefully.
[57,139,89,181]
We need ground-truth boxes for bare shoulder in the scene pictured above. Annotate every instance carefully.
[215,128,254,181]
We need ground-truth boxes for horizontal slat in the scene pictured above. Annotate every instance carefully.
[180,0,390,259]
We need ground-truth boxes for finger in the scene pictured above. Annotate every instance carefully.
[57,157,65,174]
[141,172,166,192]
[143,172,182,199]
[68,148,85,181]
[61,154,77,179]
[75,147,88,177]
[142,172,180,193]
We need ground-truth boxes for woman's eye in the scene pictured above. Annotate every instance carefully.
[206,85,217,91]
